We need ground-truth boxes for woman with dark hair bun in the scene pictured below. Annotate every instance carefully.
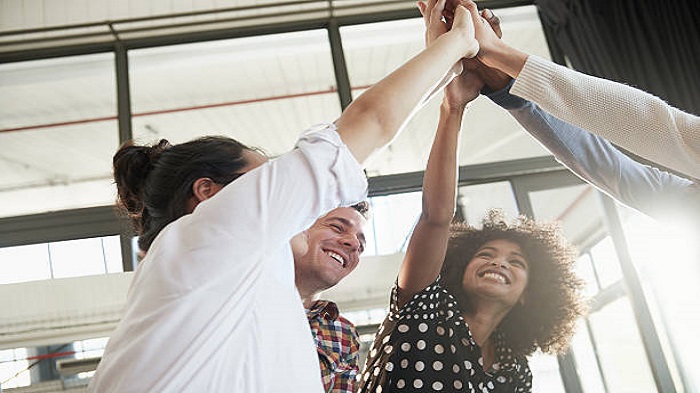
[89,6,482,392]
[112,136,252,251]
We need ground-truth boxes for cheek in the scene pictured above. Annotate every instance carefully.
[516,270,529,290]
[460,264,474,287]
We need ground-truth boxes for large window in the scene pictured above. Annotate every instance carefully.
[0,54,118,218]
[129,30,341,153]
[0,236,122,285]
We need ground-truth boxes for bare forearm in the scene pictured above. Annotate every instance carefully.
[422,102,463,223]
[478,40,528,79]
[335,30,473,164]
[397,101,463,303]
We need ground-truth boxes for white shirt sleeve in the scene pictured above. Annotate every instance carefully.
[190,122,368,268]
[511,55,700,180]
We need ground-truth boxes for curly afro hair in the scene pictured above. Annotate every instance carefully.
[440,209,587,357]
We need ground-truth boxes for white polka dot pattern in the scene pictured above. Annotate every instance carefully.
[356,279,533,393]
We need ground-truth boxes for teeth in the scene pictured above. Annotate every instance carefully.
[326,251,345,267]
[483,272,507,284]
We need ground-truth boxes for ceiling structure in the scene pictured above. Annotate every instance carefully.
[1,0,554,218]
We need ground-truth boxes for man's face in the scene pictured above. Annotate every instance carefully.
[292,207,367,293]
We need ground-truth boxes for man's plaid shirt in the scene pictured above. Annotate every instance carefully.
[307,300,360,393]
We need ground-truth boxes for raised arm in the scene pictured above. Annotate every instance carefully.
[396,71,474,306]
[460,0,700,180]
[395,3,484,305]
[487,81,700,225]
[334,2,478,165]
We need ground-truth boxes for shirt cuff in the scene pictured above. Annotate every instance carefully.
[485,79,529,110]
[296,123,369,207]
[511,55,556,102]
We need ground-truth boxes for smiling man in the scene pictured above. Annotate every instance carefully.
[291,202,369,393]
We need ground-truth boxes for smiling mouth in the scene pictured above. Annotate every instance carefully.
[479,271,510,284]
[325,250,346,267]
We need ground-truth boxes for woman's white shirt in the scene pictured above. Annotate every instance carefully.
[89,124,367,392]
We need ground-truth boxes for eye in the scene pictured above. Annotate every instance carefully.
[510,259,527,269]
[476,251,494,259]
[330,224,343,232]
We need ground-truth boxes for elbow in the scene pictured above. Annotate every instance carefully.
[343,93,402,144]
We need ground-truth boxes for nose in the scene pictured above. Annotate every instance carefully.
[340,234,360,251]
[491,259,509,269]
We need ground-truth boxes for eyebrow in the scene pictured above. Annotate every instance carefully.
[477,246,526,259]
[327,217,366,245]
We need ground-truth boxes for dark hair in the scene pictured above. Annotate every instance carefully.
[113,136,255,251]
[350,201,371,220]
[440,209,587,356]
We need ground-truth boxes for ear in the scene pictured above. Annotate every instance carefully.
[290,230,310,260]
[192,177,222,203]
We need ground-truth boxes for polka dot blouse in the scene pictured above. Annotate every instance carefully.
[357,279,533,392]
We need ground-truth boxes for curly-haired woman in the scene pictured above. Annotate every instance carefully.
[358,210,587,393]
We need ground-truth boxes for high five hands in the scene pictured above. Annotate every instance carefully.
[418,0,513,99]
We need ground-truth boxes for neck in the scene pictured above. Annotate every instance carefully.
[461,302,510,347]
[297,284,321,309]
[463,304,510,371]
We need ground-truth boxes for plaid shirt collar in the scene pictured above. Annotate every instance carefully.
[306,299,340,321]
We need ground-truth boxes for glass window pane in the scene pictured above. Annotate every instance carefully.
[0,243,51,284]
[570,320,607,392]
[129,30,341,156]
[529,351,565,392]
[341,6,555,176]
[0,348,30,388]
[576,253,601,297]
[619,209,699,390]
[49,237,109,278]
[367,191,421,256]
[0,54,118,218]
[529,184,604,244]
[589,297,657,392]
[589,236,623,289]
[458,181,517,224]
[74,337,109,359]
[102,236,124,273]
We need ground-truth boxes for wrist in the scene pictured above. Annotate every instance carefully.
[442,29,479,59]
[441,99,468,117]
[479,41,528,78]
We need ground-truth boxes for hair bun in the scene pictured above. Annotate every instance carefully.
[113,139,172,220]
[147,139,172,161]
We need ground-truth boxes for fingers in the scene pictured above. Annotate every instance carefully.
[481,8,502,38]
[452,4,479,58]
[430,0,447,27]
[426,0,439,18]
[459,0,481,24]
[417,1,426,18]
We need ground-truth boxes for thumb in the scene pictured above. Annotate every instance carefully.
[481,8,503,38]
[460,0,481,25]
